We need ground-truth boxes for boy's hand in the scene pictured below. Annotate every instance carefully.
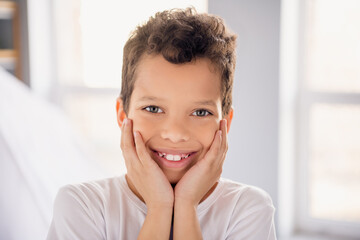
[174,119,228,207]
[121,118,174,210]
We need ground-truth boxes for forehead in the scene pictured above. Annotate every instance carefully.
[132,55,221,101]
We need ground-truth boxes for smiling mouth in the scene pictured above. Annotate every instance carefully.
[151,150,195,162]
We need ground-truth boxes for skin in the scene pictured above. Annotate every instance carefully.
[116,54,233,239]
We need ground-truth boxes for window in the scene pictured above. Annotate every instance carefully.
[297,0,360,238]
[53,0,208,176]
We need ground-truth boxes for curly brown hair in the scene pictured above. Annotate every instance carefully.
[120,8,237,117]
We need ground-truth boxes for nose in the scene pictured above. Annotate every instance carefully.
[160,117,190,143]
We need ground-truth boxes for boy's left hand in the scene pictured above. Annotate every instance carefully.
[174,119,228,206]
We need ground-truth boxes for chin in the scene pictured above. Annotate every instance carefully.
[164,171,184,185]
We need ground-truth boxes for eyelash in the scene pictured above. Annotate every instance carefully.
[142,106,213,117]
[143,106,163,114]
[192,109,212,117]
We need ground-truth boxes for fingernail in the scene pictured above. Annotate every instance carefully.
[222,119,227,129]
[124,118,129,126]
[133,131,138,138]
[218,130,222,136]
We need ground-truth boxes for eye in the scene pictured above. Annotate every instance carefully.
[143,106,163,113]
[192,109,212,117]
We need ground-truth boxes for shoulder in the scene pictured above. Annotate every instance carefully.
[48,177,125,239]
[218,178,275,216]
[217,178,276,239]
[53,176,124,215]
[57,176,123,198]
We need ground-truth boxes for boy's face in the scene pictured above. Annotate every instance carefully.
[117,54,232,184]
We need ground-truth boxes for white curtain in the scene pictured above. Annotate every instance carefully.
[0,67,107,239]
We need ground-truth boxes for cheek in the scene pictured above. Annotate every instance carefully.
[130,112,220,148]
[194,121,219,150]
[131,115,157,142]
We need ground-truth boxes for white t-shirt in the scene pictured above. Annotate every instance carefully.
[47,175,276,240]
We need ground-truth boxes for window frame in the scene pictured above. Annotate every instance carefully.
[295,0,360,238]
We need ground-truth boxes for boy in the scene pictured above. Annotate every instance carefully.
[47,8,276,240]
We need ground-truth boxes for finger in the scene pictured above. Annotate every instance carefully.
[133,131,154,167]
[220,119,228,152]
[203,128,222,165]
[120,118,134,169]
[120,118,140,168]
[219,119,228,165]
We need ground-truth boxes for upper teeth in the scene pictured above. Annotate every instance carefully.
[157,152,191,161]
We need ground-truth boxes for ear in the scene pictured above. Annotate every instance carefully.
[116,97,127,128]
[223,107,234,133]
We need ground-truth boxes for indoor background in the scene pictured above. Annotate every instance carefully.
[0,0,359,239]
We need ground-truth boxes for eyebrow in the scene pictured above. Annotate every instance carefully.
[193,100,217,107]
[137,96,165,102]
[137,96,217,107]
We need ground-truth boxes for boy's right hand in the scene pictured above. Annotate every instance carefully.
[121,118,174,210]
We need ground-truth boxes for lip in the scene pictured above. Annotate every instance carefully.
[152,147,197,155]
[150,148,197,169]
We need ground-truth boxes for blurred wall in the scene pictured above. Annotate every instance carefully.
[209,0,280,214]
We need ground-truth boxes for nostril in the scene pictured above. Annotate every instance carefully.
[160,130,190,143]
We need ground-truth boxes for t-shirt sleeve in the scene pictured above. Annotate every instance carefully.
[226,187,277,240]
[46,185,105,240]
